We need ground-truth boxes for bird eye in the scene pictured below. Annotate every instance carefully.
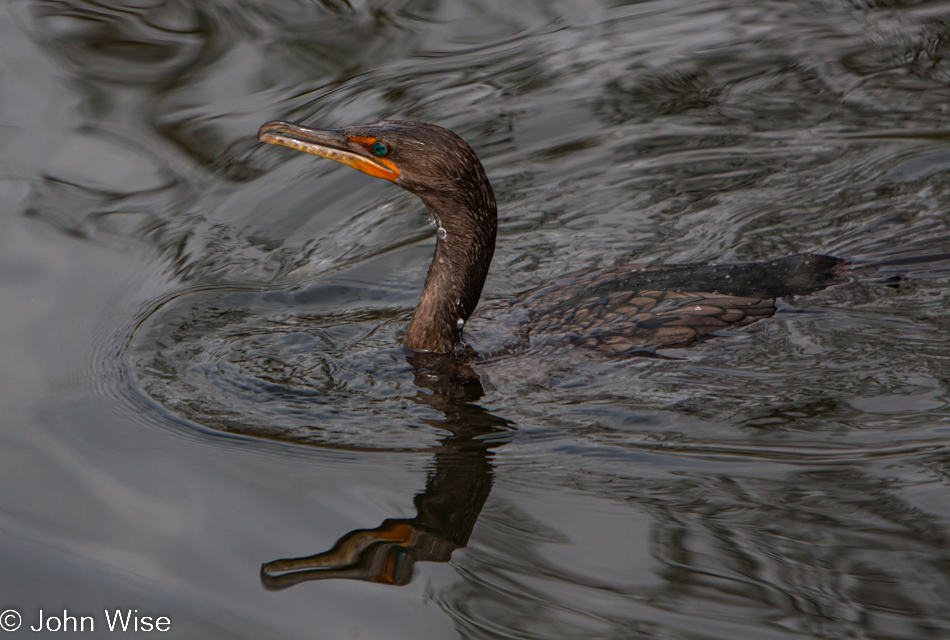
[371,141,388,157]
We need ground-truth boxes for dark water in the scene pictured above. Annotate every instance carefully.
[3,0,950,637]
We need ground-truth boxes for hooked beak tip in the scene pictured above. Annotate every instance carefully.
[258,120,291,143]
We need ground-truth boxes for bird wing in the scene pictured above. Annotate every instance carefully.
[528,289,776,355]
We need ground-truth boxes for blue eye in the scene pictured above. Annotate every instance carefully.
[371,141,388,157]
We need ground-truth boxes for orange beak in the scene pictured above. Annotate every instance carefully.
[258,120,399,182]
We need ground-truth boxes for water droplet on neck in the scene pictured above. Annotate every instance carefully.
[437,227,447,240]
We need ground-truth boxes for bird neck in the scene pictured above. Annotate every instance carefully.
[403,191,497,354]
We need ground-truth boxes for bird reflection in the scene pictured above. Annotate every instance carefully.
[261,353,510,588]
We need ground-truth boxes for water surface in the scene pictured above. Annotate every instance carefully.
[2,0,950,638]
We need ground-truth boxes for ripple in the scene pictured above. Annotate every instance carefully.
[30,0,209,84]
[116,280,453,451]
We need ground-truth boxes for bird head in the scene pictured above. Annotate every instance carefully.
[258,119,490,203]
